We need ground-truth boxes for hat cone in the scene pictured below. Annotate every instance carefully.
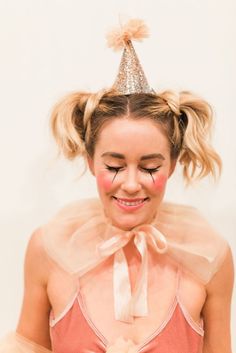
[106,19,154,95]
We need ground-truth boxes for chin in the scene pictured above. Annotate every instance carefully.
[110,214,149,231]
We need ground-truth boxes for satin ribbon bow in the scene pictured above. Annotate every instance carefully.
[97,224,168,323]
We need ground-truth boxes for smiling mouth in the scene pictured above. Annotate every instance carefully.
[112,196,149,206]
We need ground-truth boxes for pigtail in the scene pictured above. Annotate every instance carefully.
[50,89,110,160]
[178,91,222,182]
[50,91,92,159]
[158,91,183,152]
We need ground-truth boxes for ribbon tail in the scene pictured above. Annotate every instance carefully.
[132,232,148,317]
[113,249,133,323]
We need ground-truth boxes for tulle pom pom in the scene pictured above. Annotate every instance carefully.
[106,19,149,51]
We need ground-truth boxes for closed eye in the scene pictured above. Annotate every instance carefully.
[142,167,160,173]
[105,164,123,173]
[105,164,160,174]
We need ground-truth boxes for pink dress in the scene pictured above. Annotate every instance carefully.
[50,267,204,353]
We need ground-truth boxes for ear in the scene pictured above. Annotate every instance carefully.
[87,155,95,176]
[168,159,177,178]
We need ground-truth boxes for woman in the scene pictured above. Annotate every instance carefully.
[0,19,234,353]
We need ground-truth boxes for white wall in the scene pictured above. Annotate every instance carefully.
[0,0,235,349]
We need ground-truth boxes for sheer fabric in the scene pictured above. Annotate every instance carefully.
[0,332,51,353]
[42,198,228,284]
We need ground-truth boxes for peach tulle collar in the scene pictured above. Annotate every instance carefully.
[42,198,228,323]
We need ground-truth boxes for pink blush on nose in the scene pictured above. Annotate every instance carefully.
[153,175,168,191]
[97,172,113,192]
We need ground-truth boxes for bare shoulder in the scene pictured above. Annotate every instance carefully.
[206,244,234,296]
[202,245,234,353]
[24,228,53,285]
[26,227,46,256]
[16,228,55,348]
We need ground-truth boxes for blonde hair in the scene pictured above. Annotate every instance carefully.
[50,89,221,183]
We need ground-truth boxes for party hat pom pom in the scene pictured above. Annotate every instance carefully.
[106,18,149,51]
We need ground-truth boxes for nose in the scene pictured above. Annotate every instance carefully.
[120,169,142,194]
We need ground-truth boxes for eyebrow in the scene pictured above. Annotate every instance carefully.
[101,152,165,161]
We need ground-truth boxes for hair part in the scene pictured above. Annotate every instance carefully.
[50,89,221,183]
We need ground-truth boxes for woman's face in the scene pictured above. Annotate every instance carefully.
[88,118,176,230]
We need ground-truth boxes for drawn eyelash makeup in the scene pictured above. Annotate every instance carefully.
[105,164,160,183]
[105,165,160,173]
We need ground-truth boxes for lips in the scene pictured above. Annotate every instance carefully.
[113,196,148,206]
[112,196,148,202]
[112,196,148,212]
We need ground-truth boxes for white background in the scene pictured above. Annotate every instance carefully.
[0,0,235,350]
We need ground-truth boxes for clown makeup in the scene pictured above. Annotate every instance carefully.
[102,152,165,183]
[88,118,176,230]
[101,152,165,186]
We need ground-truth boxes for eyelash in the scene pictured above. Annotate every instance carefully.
[105,164,160,174]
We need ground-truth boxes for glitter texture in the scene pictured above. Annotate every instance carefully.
[113,40,154,95]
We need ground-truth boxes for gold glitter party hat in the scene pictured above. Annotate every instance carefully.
[106,19,154,95]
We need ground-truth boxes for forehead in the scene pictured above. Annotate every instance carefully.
[95,118,170,158]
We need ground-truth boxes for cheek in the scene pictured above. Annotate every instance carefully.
[151,174,168,192]
[97,172,114,193]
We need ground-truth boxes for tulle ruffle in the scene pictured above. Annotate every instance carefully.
[42,198,228,284]
[0,332,52,353]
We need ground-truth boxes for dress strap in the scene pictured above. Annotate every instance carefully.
[50,277,81,327]
[175,265,182,297]
[174,264,205,336]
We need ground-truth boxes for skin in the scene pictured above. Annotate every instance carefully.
[16,117,234,352]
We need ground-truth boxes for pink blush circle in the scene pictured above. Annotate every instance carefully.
[153,174,168,191]
[97,172,113,192]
